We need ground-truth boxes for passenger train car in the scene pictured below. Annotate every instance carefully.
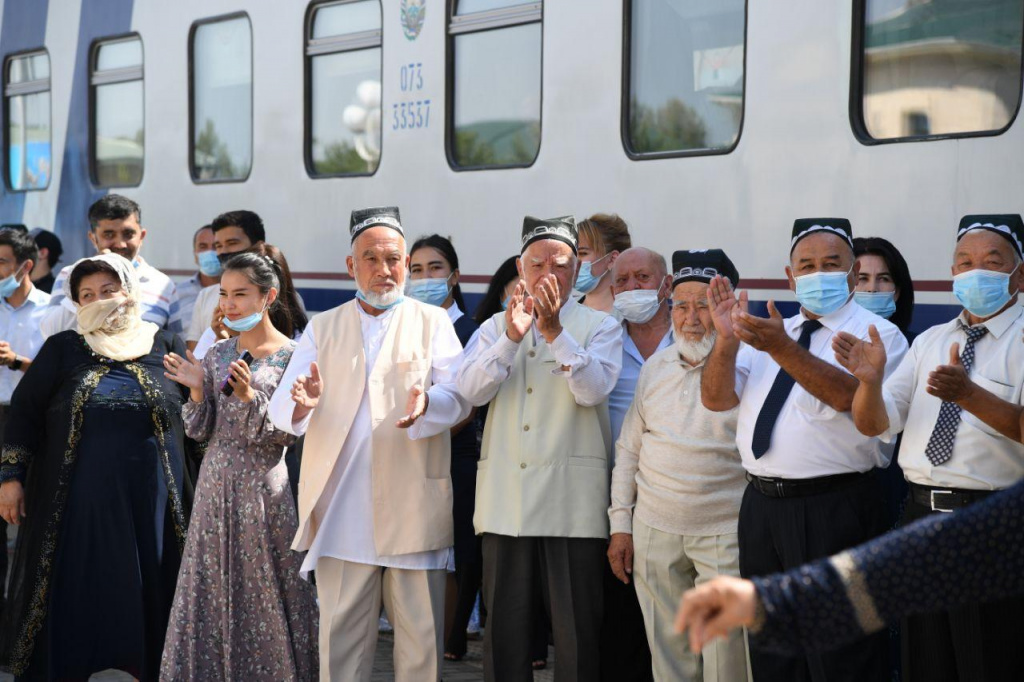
[0,0,1021,329]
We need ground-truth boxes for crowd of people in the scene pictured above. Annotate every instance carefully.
[0,194,1017,682]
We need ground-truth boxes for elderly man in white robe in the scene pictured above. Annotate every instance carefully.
[268,206,470,682]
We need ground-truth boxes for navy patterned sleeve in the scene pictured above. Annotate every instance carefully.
[750,480,1024,654]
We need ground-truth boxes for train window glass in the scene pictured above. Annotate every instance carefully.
[190,15,252,182]
[448,1,542,169]
[92,36,144,187]
[858,0,1024,141]
[5,51,51,191]
[306,0,383,177]
[625,0,746,157]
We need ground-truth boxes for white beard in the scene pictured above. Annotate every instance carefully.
[675,330,717,366]
[360,285,402,308]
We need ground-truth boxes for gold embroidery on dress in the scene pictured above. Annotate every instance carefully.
[0,444,31,467]
[831,551,885,633]
[10,367,107,673]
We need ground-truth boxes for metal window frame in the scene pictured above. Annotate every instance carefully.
[303,0,384,179]
[849,0,1024,146]
[445,1,544,172]
[620,0,748,161]
[90,33,145,188]
[3,48,51,192]
[187,11,254,184]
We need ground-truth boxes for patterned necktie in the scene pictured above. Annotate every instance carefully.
[751,319,824,458]
[924,325,989,466]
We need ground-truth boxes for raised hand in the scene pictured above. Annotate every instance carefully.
[164,350,205,391]
[707,276,745,340]
[833,326,887,385]
[732,299,788,353]
[0,480,25,526]
[291,361,323,410]
[505,281,535,343]
[674,575,758,654]
[534,274,565,344]
[396,384,429,429]
[927,342,975,403]
[607,533,634,585]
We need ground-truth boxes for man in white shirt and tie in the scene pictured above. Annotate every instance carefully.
[268,206,469,682]
[834,214,1024,682]
[701,218,908,682]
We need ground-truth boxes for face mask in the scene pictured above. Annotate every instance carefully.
[953,267,1018,319]
[217,251,242,266]
[501,294,511,310]
[613,289,664,324]
[406,273,454,307]
[575,253,610,294]
[854,291,897,319]
[0,264,25,299]
[794,269,851,317]
[77,296,129,334]
[222,299,268,332]
[356,289,404,311]
[197,250,223,277]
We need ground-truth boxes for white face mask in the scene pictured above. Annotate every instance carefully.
[613,288,664,324]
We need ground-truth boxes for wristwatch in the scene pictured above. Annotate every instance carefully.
[8,357,21,371]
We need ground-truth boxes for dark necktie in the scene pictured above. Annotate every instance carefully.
[751,319,823,458]
[924,325,989,467]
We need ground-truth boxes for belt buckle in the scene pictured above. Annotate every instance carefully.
[775,480,785,499]
[930,489,954,513]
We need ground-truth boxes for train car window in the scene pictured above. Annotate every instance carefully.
[855,0,1024,142]
[190,14,252,183]
[91,36,144,187]
[4,51,51,191]
[623,0,746,159]
[305,0,383,177]
[447,0,542,170]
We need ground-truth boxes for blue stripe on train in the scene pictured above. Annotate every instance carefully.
[0,0,50,222]
[53,0,135,264]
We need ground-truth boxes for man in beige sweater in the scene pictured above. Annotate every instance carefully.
[609,249,750,682]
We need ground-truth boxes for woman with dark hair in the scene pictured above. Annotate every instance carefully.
[853,237,915,338]
[160,253,318,679]
[407,234,484,661]
[0,254,190,680]
[473,255,520,325]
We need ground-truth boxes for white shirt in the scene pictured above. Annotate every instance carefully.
[0,285,50,404]
[44,255,182,337]
[187,284,220,343]
[268,301,468,575]
[882,305,1024,490]
[734,298,909,479]
[457,297,623,408]
[609,322,673,445]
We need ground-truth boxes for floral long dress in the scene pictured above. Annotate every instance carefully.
[160,338,318,681]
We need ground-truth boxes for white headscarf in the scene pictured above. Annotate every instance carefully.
[64,253,159,361]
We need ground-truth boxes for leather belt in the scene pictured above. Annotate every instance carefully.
[746,471,867,499]
[909,482,994,513]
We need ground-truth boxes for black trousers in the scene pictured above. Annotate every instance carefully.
[599,562,653,682]
[901,496,1024,682]
[738,474,889,682]
[482,533,605,682]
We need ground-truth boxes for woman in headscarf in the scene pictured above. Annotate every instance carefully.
[0,253,190,681]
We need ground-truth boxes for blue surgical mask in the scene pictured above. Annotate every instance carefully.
[197,250,223,277]
[356,290,404,311]
[0,265,26,299]
[406,273,454,307]
[575,253,610,294]
[794,269,852,317]
[854,291,897,319]
[222,298,268,332]
[953,267,1018,319]
[501,295,511,310]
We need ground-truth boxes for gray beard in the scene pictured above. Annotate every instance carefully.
[360,285,402,308]
[675,330,717,365]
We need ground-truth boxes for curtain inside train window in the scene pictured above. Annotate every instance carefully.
[91,36,144,187]
[859,0,1024,141]
[5,51,51,191]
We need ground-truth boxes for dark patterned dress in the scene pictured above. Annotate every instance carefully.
[750,478,1024,654]
[160,338,318,681]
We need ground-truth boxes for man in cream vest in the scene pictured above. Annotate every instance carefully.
[268,206,470,682]
[457,215,623,681]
